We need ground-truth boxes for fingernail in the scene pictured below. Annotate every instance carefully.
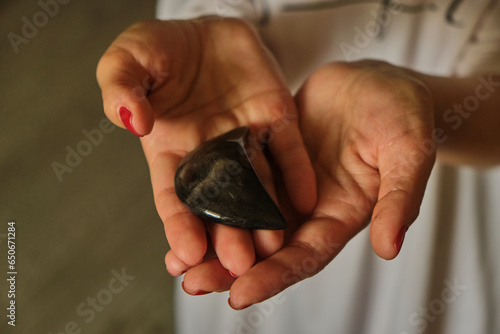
[229,270,239,278]
[228,298,250,311]
[181,281,211,296]
[394,225,409,254]
[119,106,143,137]
[192,290,211,296]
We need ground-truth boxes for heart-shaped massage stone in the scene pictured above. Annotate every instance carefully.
[174,127,287,230]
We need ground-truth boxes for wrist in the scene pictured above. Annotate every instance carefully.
[408,71,500,166]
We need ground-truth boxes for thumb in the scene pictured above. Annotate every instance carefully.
[96,51,156,137]
[369,143,435,260]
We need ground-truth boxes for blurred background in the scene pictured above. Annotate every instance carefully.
[0,1,175,333]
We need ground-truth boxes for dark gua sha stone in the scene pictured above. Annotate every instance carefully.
[174,127,287,230]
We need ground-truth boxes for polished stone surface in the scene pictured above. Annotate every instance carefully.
[174,127,287,230]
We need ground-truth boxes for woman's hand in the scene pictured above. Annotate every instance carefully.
[96,18,316,278]
[181,61,437,309]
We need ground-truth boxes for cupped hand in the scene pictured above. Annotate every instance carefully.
[182,60,437,309]
[96,18,316,278]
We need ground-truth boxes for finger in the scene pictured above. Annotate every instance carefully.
[228,218,349,310]
[209,223,255,278]
[96,49,155,136]
[150,151,208,267]
[247,142,285,258]
[182,258,235,295]
[369,142,435,260]
[267,110,317,215]
[252,229,284,259]
[165,250,190,277]
[166,230,220,278]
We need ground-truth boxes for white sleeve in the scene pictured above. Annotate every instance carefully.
[454,1,500,76]
[155,0,266,26]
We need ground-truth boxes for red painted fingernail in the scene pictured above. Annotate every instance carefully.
[119,106,143,137]
[192,290,211,296]
[228,298,250,311]
[229,270,239,278]
[394,225,408,254]
[181,281,211,296]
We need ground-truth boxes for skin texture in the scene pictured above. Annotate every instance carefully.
[96,18,316,278]
[182,61,437,309]
[97,17,500,309]
[225,63,500,309]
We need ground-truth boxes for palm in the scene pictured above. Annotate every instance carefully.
[97,18,316,278]
[300,63,418,241]
[296,61,436,255]
[202,61,437,310]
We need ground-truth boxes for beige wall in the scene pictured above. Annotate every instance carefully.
[0,1,174,333]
